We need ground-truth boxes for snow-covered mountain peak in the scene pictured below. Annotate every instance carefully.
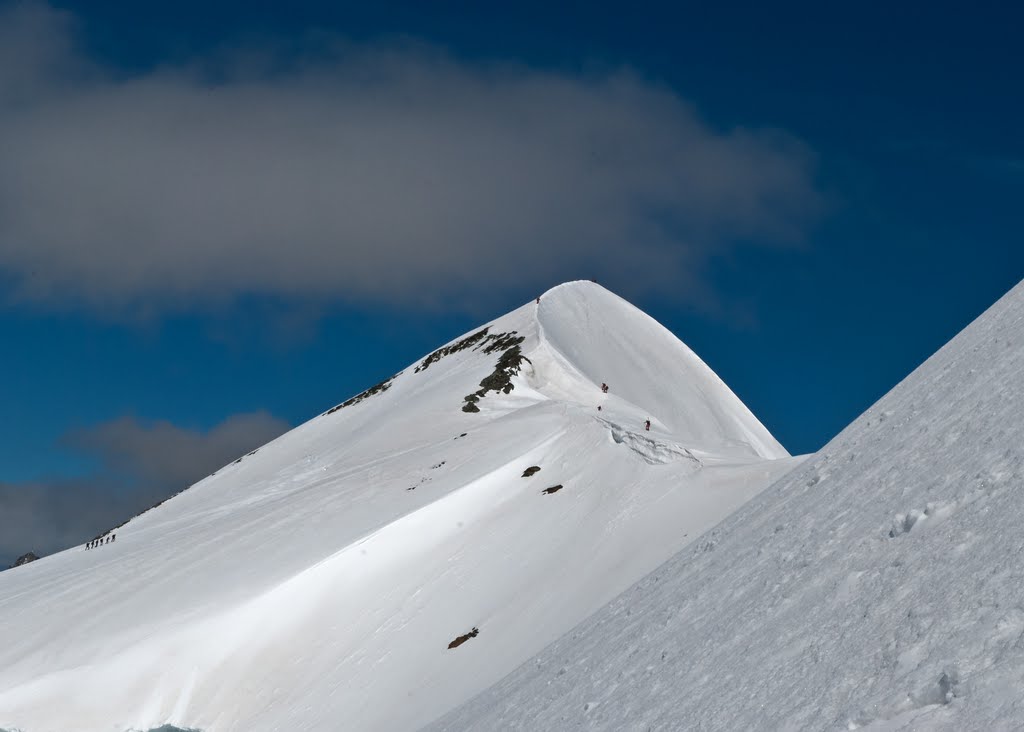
[0,282,796,732]
[387,279,786,461]
[433,280,1024,731]
[532,280,787,459]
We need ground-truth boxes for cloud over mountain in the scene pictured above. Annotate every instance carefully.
[0,410,289,564]
[0,2,823,315]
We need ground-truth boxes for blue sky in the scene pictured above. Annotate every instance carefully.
[1,0,1022,562]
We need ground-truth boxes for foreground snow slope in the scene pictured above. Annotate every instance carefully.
[433,279,1024,732]
[0,281,796,732]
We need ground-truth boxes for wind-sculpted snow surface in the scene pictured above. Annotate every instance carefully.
[537,284,787,460]
[432,279,1024,731]
[0,282,796,732]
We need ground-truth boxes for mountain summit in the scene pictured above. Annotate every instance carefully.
[434,279,1024,730]
[0,281,797,732]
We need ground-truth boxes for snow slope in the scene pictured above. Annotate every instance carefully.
[0,281,797,732]
[433,279,1024,731]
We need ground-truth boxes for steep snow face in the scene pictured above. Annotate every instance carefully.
[0,281,795,732]
[535,283,787,460]
[433,279,1024,732]
[536,282,782,458]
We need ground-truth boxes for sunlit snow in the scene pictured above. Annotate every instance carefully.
[434,280,1024,730]
[0,281,798,732]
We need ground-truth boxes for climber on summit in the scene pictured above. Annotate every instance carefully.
[601,383,609,393]
[645,419,651,431]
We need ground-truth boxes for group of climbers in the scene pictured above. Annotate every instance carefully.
[533,296,653,433]
[596,382,651,430]
[86,534,115,550]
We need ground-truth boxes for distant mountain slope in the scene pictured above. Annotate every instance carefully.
[433,279,1024,731]
[0,281,796,732]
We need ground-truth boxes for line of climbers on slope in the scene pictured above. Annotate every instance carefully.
[85,534,115,550]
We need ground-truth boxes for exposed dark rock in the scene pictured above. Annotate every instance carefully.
[228,445,266,469]
[448,627,480,649]
[416,328,491,373]
[420,327,523,366]
[479,332,525,355]
[542,485,563,495]
[405,325,530,413]
[522,466,541,478]
[461,338,529,413]
[477,345,527,395]
[10,552,38,568]
[323,372,401,416]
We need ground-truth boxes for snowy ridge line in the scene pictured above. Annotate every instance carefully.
[117,375,496,539]
[0,280,801,732]
[3,427,571,724]
[532,302,591,393]
[431,278,1024,731]
[534,281,787,460]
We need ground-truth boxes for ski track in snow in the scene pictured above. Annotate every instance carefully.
[432,280,1024,731]
[0,281,798,732]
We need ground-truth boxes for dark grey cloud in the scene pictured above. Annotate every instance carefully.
[0,478,130,566]
[62,411,291,488]
[0,2,824,315]
[0,411,290,566]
